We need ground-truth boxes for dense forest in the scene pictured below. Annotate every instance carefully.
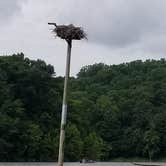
[0,53,166,161]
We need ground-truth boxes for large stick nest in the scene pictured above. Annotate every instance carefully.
[52,24,87,41]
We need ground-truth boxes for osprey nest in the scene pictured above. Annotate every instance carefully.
[52,24,86,41]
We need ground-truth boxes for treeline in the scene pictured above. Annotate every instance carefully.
[0,54,166,161]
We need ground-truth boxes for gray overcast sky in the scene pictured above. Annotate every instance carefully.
[0,0,166,76]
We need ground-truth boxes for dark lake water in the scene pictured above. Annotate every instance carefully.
[0,162,165,166]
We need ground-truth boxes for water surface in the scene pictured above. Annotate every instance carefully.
[0,162,166,166]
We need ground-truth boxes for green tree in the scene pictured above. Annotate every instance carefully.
[143,130,160,161]
[83,132,105,160]
[65,123,83,161]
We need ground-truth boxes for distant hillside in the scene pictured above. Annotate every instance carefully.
[0,54,166,161]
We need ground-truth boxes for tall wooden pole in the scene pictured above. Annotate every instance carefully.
[48,22,86,165]
[58,40,72,166]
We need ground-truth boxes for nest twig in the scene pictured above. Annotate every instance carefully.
[48,23,87,42]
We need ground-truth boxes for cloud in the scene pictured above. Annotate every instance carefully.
[54,0,166,48]
[0,0,166,76]
[0,0,27,24]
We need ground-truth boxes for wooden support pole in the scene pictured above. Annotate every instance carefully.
[58,40,72,166]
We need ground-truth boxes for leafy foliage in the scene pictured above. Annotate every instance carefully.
[0,54,166,161]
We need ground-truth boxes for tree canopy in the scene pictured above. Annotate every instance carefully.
[0,54,166,161]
